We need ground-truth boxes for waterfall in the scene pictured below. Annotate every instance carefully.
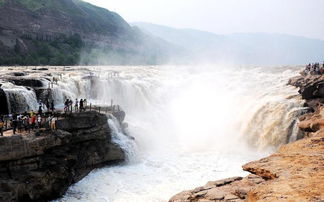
[27,65,304,202]
[242,99,305,149]
[49,74,92,109]
[1,66,304,149]
[107,114,138,161]
[81,66,305,152]
[1,82,39,113]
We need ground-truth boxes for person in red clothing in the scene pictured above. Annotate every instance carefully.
[31,114,36,130]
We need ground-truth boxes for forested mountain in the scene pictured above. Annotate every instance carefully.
[0,0,173,65]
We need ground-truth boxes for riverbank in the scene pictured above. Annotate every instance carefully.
[169,74,324,202]
[0,111,125,201]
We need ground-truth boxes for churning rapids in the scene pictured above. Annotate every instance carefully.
[20,65,301,202]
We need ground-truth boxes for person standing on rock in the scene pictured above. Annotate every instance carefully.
[38,104,43,115]
[0,117,4,136]
[84,99,87,108]
[37,115,42,128]
[51,100,55,112]
[29,110,34,118]
[69,99,73,112]
[50,116,56,131]
[31,114,36,130]
[79,99,84,112]
[64,99,69,113]
[23,116,30,134]
[316,63,320,75]
[12,114,18,135]
[75,99,79,112]
[46,100,50,112]
[17,116,23,133]
[305,63,311,75]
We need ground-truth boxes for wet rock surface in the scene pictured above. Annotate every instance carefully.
[298,106,324,133]
[6,77,45,88]
[170,175,265,202]
[0,111,125,202]
[243,130,324,201]
[288,75,324,100]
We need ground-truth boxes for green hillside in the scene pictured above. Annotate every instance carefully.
[17,0,72,12]
[0,0,170,65]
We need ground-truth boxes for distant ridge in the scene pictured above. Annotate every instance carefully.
[132,22,324,65]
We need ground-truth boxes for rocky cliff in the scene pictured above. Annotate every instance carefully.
[288,75,324,108]
[169,74,324,202]
[0,0,172,65]
[0,111,125,201]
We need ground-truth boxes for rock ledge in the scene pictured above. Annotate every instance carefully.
[0,111,125,202]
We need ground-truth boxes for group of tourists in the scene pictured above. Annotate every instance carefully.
[303,62,324,75]
[0,95,94,137]
[0,96,95,137]
[64,98,87,113]
[0,110,56,136]
[0,99,58,136]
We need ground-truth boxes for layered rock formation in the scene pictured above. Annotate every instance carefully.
[243,129,323,201]
[288,75,324,102]
[170,175,265,202]
[170,74,324,202]
[0,111,125,201]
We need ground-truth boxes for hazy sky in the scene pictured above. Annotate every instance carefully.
[84,0,324,40]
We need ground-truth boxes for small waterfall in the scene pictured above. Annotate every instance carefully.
[241,99,305,149]
[2,82,39,113]
[48,74,92,109]
[51,86,65,108]
[107,114,137,161]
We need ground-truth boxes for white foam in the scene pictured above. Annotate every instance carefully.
[55,65,304,202]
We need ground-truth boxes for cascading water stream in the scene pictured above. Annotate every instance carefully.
[51,65,304,202]
[107,114,138,160]
[1,82,39,113]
